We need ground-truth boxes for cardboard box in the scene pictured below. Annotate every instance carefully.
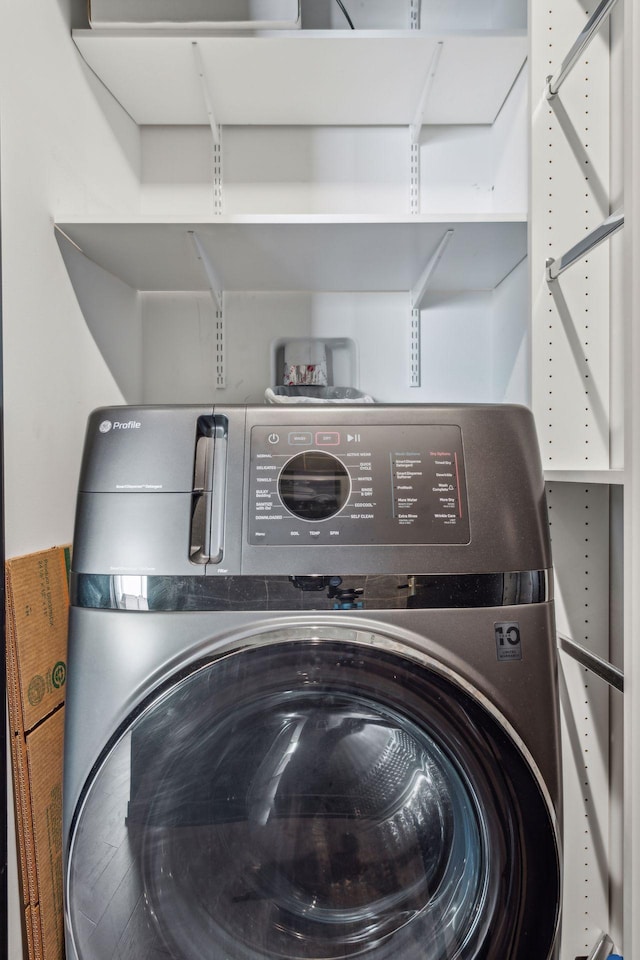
[6,547,70,735]
[6,546,71,960]
[88,0,301,28]
[27,711,66,960]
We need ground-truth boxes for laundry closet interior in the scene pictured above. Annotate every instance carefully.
[1,0,638,957]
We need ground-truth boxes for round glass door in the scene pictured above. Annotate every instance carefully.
[66,637,560,960]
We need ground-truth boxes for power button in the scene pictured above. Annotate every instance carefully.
[268,433,279,444]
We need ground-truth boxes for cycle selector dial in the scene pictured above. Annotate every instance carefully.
[278,450,351,521]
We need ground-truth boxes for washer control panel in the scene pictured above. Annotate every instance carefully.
[248,424,470,545]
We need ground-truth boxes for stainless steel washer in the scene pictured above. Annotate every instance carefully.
[63,403,561,960]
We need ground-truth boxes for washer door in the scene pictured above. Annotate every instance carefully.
[66,636,560,960]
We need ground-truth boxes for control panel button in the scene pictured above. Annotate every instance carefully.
[315,432,340,446]
[288,432,312,446]
[268,433,279,444]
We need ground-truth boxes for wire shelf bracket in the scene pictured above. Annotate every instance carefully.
[408,229,454,388]
[585,930,615,960]
[192,41,221,146]
[411,229,454,309]
[546,209,624,282]
[410,41,444,144]
[189,231,226,388]
[546,0,621,99]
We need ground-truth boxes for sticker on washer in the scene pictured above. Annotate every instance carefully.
[494,622,522,661]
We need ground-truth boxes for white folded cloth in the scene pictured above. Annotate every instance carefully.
[265,387,375,404]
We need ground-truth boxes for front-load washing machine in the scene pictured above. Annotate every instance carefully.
[63,403,561,960]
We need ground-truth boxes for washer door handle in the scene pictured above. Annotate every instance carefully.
[208,418,228,564]
[190,416,227,564]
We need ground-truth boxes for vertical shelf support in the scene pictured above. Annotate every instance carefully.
[213,138,223,216]
[189,231,226,388]
[408,230,455,388]
[214,305,225,390]
[410,0,421,31]
[409,141,420,215]
[409,308,421,387]
[408,0,422,214]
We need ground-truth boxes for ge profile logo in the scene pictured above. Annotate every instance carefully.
[99,420,112,434]
[51,661,67,689]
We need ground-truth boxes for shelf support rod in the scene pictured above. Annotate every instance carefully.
[585,931,615,960]
[546,209,623,282]
[410,41,444,144]
[411,230,454,309]
[546,0,620,99]
[558,632,624,692]
[192,41,221,145]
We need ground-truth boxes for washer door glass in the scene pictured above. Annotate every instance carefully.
[66,638,560,960]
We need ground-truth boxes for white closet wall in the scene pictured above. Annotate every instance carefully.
[0,2,140,557]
